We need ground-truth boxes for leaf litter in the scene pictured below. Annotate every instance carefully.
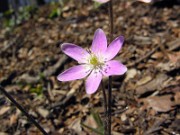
[0,0,179,134]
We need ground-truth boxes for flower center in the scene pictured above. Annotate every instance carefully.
[90,56,99,66]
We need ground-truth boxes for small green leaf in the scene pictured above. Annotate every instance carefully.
[30,85,43,95]
[49,8,61,18]
[93,2,102,9]
[81,109,105,135]
[91,109,103,128]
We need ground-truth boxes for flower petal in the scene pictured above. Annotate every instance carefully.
[61,43,89,63]
[85,71,102,94]
[138,0,152,3]
[57,65,91,81]
[103,60,127,76]
[104,36,124,61]
[93,0,109,3]
[91,29,107,54]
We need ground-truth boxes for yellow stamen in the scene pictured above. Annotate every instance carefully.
[90,56,99,66]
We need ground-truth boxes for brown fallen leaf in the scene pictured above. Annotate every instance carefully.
[83,115,98,131]
[174,92,180,105]
[68,118,84,134]
[169,119,180,133]
[36,107,49,118]
[9,109,20,126]
[124,68,138,82]
[136,76,152,86]
[168,52,180,63]
[157,52,180,72]
[136,74,168,97]
[139,95,174,112]
[151,52,164,59]
[0,132,8,135]
[0,106,10,115]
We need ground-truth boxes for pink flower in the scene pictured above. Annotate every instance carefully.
[57,29,127,94]
[138,0,152,3]
[93,0,110,3]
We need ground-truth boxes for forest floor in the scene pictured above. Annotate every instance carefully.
[0,0,179,134]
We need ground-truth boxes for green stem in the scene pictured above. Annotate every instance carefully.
[0,85,48,135]
[108,0,114,134]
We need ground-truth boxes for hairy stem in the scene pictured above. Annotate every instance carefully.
[109,0,114,41]
[108,76,112,135]
[108,0,114,134]
[0,85,48,135]
[101,81,108,135]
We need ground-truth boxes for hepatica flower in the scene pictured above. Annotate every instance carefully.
[93,0,110,3]
[138,0,152,3]
[57,29,127,94]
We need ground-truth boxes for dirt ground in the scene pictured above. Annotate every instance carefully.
[0,0,179,134]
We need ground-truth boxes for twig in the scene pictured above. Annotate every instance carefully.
[43,55,68,76]
[108,0,113,134]
[167,38,180,51]
[157,37,169,59]
[49,80,83,109]
[111,106,128,115]
[17,55,68,84]
[0,36,21,55]
[127,44,160,67]
[0,85,48,135]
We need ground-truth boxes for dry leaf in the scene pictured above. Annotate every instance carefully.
[151,52,164,59]
[84,115,98,130]
[125,68,138,82]
[174,92,180,105]
[157,52,180,72]
[136,76,152,86]
[168,52,180,63]
[68,118,82,134]
[36,107,49,118]
[139,95,174,112]
[0,106,10,115]
[9,110,20,125]
[136,74,168,96]
[0,132,8,135]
